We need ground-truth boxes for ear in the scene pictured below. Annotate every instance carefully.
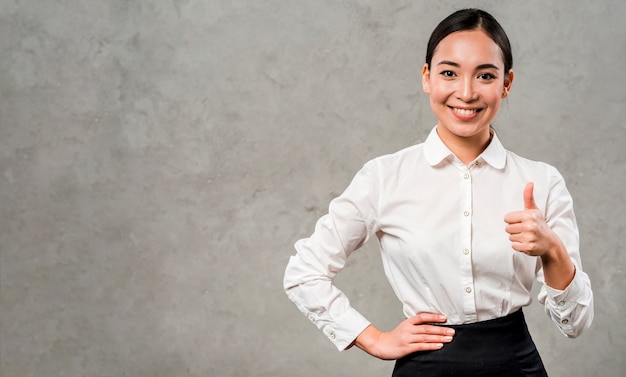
[422,63,431,93]
[502,69,514,98]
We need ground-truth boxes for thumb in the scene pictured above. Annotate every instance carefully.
[523,182,537,210]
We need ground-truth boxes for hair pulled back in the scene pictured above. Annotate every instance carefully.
[425,9,513,74]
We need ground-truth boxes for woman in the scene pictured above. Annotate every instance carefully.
[283,8,593,376]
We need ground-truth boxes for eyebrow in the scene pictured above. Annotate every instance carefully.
[437,60,500,70]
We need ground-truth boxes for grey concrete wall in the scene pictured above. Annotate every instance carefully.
[1,0,624,376]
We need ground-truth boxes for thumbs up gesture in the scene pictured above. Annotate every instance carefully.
[504,182,559,257]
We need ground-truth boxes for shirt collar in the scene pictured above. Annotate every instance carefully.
[480,130,507,169]
[423,126,507,169]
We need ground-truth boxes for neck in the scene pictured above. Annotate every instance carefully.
[436,126,493,165]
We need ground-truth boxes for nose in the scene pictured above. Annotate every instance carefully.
[456,77,477,102]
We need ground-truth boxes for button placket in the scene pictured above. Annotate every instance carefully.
[459,165,476,318]
[462,169,471,218]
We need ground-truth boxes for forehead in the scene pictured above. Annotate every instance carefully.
[432,29,504,68]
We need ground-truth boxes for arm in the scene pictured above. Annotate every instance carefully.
[283,165,379,351]
[284,164,455,354]
[504,179,594,337]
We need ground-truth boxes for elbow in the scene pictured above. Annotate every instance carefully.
[283,254,306,296]
[283,258,296,295]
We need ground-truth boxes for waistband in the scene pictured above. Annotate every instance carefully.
[392,309,548,377]
[446,308,525,330]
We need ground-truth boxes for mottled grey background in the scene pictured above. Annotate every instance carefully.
[1,0,624,376]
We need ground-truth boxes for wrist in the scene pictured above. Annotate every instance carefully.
[540,238,575,289]
[354,325,382,355]
[540,236,567,265]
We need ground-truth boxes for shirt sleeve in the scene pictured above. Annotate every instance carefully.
[538,268,593,338]
[536,167,594,338]
[283,163,380,351]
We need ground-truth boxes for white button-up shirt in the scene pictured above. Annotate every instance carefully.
[284,127,594,351]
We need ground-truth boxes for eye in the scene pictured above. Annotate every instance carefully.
[440,70,456,78]
[477,73,496,80]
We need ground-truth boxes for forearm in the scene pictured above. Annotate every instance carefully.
[354,324,383,356]
[540,236,576,290]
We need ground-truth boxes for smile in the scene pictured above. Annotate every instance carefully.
[451,107,481,116]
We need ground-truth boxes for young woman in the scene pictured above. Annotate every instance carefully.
[283,8,593,376]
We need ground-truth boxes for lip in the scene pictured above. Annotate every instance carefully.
[448,106,482,120]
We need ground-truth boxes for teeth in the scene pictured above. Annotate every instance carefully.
[454,108,477,116]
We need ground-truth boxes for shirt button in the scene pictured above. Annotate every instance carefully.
[329,332,336,339]
[561,319,569,325]
[474,161,480,166]
[463,211,470,217]
[463,248,470,255]
[464,173,470,179]
[558,301,566,307]
[465,287,472,293]
[308,313,316,322]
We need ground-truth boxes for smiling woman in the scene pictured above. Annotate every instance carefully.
[422,29,513,164]
[422,17,513,165]
[283,8,593,377]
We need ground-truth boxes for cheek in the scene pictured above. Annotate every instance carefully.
[489,94,504,108]
[482,88,504,106]
[429,91,448,111]
[427,81,452,103]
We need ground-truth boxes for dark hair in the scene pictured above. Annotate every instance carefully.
[425,9,513,74]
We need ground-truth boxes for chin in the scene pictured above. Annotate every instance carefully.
[443,124,489,138]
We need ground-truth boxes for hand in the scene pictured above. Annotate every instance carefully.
[504,182,576,289]
[504,182,560,257]
[354,313,454,360]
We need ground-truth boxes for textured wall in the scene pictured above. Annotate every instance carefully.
[1,0,624,376]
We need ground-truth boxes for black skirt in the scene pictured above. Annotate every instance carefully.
[392,310,548,377]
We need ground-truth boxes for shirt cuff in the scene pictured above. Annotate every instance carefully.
[325,308,371,351]
[544,268,585,310]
